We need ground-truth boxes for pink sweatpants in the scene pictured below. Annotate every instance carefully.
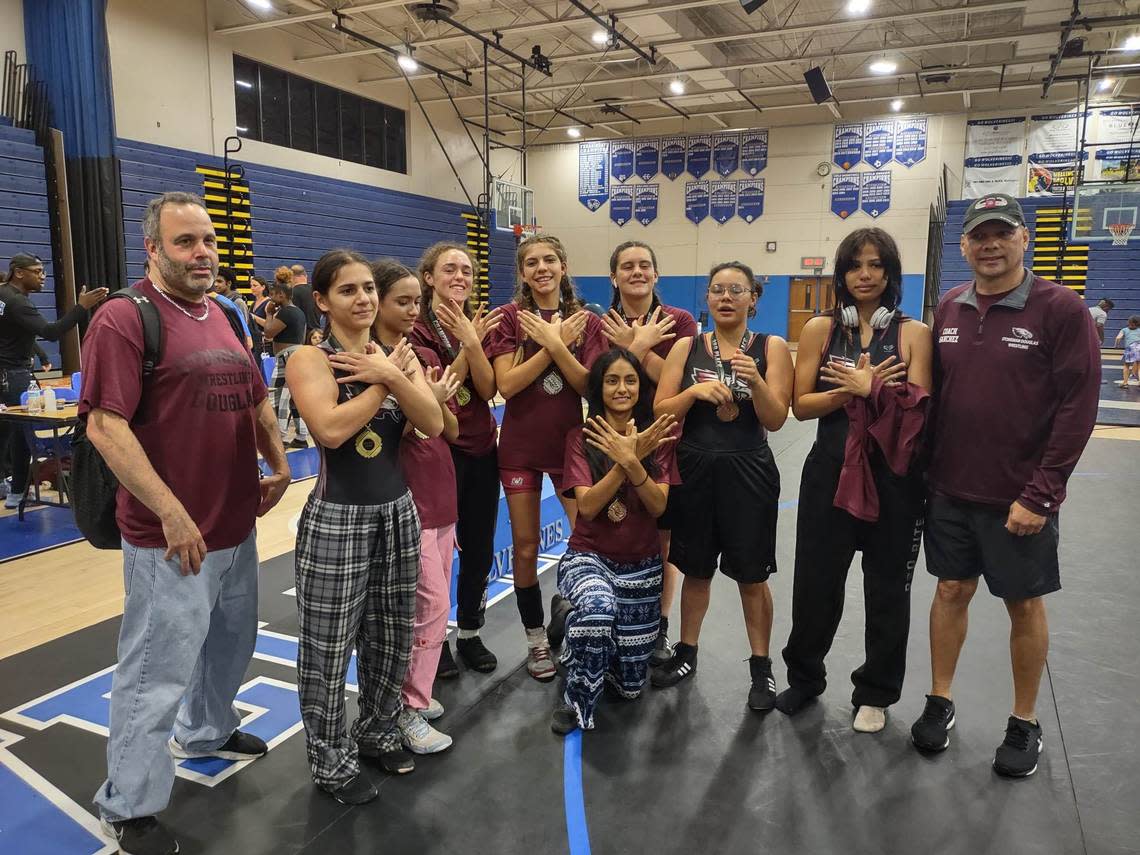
[401,523,456,711]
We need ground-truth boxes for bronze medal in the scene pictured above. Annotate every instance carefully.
[542,372,564,395]
[456,385,472,406]
[715,401,740,422]
[355,426,383,458]
[607,498,628,523]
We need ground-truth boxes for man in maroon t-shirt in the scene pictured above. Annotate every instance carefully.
[910,194,1099,779]
[83,193,290,855]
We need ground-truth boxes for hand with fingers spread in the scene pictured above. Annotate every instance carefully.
[630,307,677,353]
[78,286,110,310]
[427,364,462,404]
[690,380,735,406]
[602,310,636,350]
[820,352,877,398]
[436,300,503,349]
[472,304,504,343]
[330,341,410,386]
[559,310,588,347]
[870,354,908,387]
[583,417,641,469]
[634,413,678,459]
[519,310,573,352]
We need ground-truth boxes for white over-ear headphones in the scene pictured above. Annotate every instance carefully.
[841,305,895,329]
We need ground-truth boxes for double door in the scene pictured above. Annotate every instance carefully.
[787,276,834,343]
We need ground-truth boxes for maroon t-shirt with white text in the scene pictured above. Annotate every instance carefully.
[561,425,680,563]
[399,346,459,529]
[78,278,268,549]
[408,316,497,457]
[484,303,606,473]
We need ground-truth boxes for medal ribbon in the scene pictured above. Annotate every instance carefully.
[709,330,751,392]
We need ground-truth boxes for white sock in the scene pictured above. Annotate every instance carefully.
[525,627,547,647]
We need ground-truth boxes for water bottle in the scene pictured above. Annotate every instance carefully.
[26,381,42,414]
[43,386,57,414]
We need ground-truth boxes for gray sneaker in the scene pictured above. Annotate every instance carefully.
[398,708,453,754]
[525,628,557,682]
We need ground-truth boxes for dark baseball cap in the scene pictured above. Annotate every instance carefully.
[962,194,1026,234]
[8,253,44,273]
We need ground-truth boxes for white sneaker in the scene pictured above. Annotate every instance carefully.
[4,491,24,510]
[397,708,452,754]
[423,698,444,721]
[853,705,887,733]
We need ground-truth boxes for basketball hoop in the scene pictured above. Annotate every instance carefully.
[1108,222,1134,246]
[513,223,543,241]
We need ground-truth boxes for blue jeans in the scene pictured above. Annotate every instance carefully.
[94,529,259,821]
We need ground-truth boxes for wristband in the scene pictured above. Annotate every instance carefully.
[632,471,650,488]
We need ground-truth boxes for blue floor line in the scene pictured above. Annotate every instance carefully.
[562,729,591,855]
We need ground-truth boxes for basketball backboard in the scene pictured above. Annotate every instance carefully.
[1071,181,1140,242]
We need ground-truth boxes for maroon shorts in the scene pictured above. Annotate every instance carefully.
[499,466,564,496]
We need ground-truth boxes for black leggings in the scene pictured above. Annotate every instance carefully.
[0,368,32,492]
[781,446,924,708]
[451,446,500,630]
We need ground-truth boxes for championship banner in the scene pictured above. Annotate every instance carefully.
[830,172,860,219]
[686,135,712,179]
[1095,146,1140,182]
[736,178,764,222]
[635,138,660,181]
[634,184,659,226]
[610,140,634,184]
[578,141,610,211]
[741,130,768,175]
[661,136,686,180]
[963,116,1026,198]
[863,120,895,170]
[1028,112,1086,196]
[860,171,891,218]
[711,181,737,224]
[1097,107,1140,145]
[893,116,927,167]
[713,133,741,177]
[833,123,863,171]
[610,185,634,226]
[685,181,710,224]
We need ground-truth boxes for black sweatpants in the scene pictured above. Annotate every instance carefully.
[781,445,924,708]
[0,368,32,492]
[451,445,500,630]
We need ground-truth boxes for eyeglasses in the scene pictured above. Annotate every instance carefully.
[708,284,750,297]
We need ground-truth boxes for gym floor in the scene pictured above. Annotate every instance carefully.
[0,372,1137,855]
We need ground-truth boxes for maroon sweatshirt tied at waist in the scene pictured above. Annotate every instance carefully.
[927,269,1100,516]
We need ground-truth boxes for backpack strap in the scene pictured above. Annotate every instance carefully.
[106,286,164,377]
[216,299,248,347]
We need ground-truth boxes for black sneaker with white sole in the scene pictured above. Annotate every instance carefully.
[993,716,1043,778]
[911,694,956,752]
[648,616,671,669]
[169,729,267,761]
[650,642,697,688]
[100,816,179,855]
[319,772,379,805]
[747,655,777,711]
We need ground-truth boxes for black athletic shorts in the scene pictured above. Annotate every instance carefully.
[664,443,779,584]
[923,493,1061,600]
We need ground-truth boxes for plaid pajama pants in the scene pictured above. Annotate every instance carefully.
[557,549,662,730]
[295,491,421,788]
[270,346,308,441]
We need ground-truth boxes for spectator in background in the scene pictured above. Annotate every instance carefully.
[1090,298,1114,345]
[213,267,249,321]
[290,263,322,336]
[0,253,107,509]
[207,270,253,351]
[249,275,271,356]
[263,268,310,448]
[1114,315,1140,386]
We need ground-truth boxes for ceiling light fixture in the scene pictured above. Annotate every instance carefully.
[1098,78,1115,91]
[669,79,686,95]
[1124,35,1140,51]
[235,79,253,89]
[247,0,273,10]
[567,127,582,138]
[847,0,871,13]
[398,54,418,72]
[592,30,608,45]
[891,98,904,112]
[870,59,897,74]
[236,126,249,133]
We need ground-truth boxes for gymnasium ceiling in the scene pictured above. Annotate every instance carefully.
[214,0,1140,141]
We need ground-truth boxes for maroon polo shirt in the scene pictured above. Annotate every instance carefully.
[561,425,681,563]
[399,346,458,529]
[928,269,1099,516]
[408,316,497,458]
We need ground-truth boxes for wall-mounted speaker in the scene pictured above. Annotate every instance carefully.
[803,66,832,104]
[740,0,770,13]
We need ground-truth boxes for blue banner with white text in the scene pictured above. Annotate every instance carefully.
[578,141,610,210]
[860,171,891,218]
[736,179,764,222]
[685,181,710,224]
[610,140,634,184]
[831,172,860,219]
[741,130,768,175]
[661,136,686,180]
[687,135,712,179]
[635,184,659,225]
[610,185,633,226]
[713,134,740,177]
[635,138,660,181]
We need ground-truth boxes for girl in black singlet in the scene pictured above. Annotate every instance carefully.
[777,227,932,733]
[652,261,794,712]
[287,250,442,806]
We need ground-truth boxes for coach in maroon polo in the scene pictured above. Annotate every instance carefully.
[909,193,1099,778]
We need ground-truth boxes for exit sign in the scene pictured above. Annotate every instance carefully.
[801,256,826,269]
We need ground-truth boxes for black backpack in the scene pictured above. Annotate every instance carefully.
[70,285,247,549]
